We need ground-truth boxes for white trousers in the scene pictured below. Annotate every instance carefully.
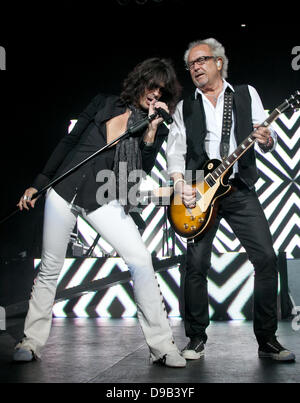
[19,189,178,359]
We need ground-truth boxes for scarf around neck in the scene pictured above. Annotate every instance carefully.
[109,104,148,213]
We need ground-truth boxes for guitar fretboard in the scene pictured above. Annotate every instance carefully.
[210,133,256,181]
[206,105,286,184]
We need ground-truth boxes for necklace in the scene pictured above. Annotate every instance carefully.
[205,92,218,103]
[207,94,218,102]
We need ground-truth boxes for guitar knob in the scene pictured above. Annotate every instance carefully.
[191,226,196,230]
[190,216,195,221]
[184,223,189,229]
[198,217,205,223]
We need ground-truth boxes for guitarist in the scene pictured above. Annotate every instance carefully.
[166,38,295,362]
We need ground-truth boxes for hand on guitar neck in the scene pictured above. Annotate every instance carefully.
[252,124,273,149]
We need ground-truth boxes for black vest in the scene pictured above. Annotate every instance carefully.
[183,85,258,188]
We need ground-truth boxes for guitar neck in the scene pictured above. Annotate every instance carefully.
[209,108,281,182]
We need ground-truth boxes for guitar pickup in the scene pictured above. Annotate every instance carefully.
[205,175,216,187]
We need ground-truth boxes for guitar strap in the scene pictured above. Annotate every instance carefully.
[220,87,234,160]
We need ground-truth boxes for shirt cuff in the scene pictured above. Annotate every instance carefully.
[167,162,186,177]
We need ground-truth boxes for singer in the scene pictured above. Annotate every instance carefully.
[14,57,185,368]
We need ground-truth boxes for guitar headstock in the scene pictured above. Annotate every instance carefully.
[278,90,300,114]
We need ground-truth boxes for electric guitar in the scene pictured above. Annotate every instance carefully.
[168,91,300,239]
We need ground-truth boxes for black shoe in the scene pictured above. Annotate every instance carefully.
[182,337,205,360]
[258,336,295,362]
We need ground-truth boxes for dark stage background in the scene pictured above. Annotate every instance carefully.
[0,2,299,320]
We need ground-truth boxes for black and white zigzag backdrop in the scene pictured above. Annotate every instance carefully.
[38,110,299,319]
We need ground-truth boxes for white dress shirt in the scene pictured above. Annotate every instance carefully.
[166,81,276,177]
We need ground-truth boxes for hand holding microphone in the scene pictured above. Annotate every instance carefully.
[143,100,173,144]
[148,100,173,126]
[154,106,173,124]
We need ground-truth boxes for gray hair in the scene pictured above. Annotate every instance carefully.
[184,38,229,79]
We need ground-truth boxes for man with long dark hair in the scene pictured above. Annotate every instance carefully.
[14,58,186,367]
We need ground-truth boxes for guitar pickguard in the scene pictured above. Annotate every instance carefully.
[196,177,221,213]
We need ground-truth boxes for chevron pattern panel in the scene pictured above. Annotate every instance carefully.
[213,110,300,258]
[48,109,299,318]
[36,252,281,320]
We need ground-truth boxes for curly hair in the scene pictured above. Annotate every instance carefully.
[120,57,182,114]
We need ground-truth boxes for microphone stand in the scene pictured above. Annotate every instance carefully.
[0,111,160,225]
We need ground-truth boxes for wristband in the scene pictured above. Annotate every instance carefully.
[260,136,273,150]
[264,136,272,147]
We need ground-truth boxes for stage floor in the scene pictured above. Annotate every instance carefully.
[0,318,299,384]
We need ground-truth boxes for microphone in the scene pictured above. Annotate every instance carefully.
[155,107,173,124]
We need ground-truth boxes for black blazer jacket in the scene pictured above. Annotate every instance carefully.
[32,93,168,211]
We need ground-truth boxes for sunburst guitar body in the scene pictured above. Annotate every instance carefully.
[168,159,231,239]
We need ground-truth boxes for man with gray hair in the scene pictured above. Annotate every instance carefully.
[167,38,295,362]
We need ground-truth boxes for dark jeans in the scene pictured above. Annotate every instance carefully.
[184,180,278,346]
